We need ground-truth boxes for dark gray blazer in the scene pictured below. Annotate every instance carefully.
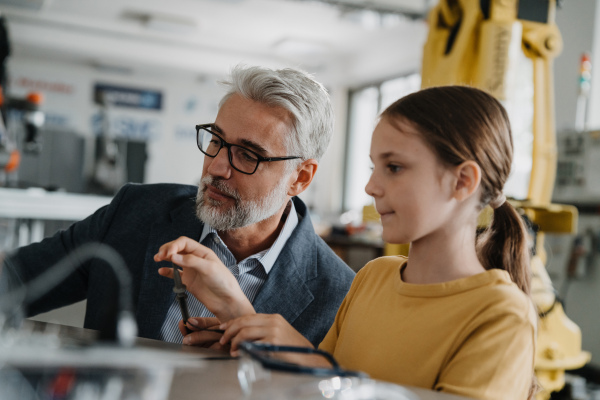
[1,183,355,347]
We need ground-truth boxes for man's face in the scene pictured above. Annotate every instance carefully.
[196,94,295,231]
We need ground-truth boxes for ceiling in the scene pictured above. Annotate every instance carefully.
[0,0,432,84]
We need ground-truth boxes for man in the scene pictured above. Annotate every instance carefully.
[0,65,355,347]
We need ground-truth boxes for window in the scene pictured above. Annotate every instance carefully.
[343,73,421,213]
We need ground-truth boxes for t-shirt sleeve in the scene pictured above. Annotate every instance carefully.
[434,312,536,400]
[318,303,343,354]
[318,263,370,355]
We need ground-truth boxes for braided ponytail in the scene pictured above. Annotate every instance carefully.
[477,202,531,295]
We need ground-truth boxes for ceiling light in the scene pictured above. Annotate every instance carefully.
[0,0,47,10]
[89,61,133,75]
[122,10,198,35]
[273,38,330,59]
[145,14,197,34]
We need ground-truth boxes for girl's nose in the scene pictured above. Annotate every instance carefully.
[365,173,381,197]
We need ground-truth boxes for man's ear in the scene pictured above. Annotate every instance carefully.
[452,160,481,201]
[288,159,318,197]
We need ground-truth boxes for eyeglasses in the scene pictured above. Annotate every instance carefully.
[196,124,302,175]
[237,341,367,399]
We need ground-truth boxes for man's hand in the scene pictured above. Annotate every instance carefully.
[179,317,229,351]
[154,236,256,321]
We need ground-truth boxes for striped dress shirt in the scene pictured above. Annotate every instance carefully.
[159,201,298,343]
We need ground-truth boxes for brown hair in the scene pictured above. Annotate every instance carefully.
[381,85,531,295]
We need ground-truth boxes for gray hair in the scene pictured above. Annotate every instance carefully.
[218,64,334,162]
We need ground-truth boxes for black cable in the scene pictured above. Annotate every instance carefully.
[531,277,565,318]
[559,276,572,312]
[0,242,137,346]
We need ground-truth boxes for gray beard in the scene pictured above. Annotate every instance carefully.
[195,175,290,231]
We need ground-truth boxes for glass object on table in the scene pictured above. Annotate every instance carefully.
[237,341,366,399]
[288,376,420,400]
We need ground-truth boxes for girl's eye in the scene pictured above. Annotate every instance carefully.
[387,164,403,173]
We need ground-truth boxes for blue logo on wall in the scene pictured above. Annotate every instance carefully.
[175,125,196,141]
[91,112,161,141]
[94,83,163,110]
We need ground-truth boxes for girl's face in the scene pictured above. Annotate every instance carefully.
[365,117,458,245]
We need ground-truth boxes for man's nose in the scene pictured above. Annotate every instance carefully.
[206,147,232,179]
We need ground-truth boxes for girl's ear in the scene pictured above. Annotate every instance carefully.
[452,160,481,201]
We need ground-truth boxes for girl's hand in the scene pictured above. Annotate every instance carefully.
[154,236,255,321]
[219,314,331,367]
[218,314,310,354]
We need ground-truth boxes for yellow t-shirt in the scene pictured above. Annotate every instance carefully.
[319,256,537,400]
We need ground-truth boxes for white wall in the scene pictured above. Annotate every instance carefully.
[588,1,600,129]
[551,0,600,364]
[555,1,599,131]
[298,84,349,215]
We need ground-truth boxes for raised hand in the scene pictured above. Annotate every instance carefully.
[154,236,255,321]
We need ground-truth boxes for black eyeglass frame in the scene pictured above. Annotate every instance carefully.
[196,124,302,175]
[238,341,367,378]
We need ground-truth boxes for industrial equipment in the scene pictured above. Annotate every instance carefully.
[0,15,46,186]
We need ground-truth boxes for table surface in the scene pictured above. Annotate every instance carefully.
[0,187,112,220]
[2,321,474,400]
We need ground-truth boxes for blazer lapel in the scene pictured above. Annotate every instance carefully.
[252,198,317,323]
[135,200,203,339]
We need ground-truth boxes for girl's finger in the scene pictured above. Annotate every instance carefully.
[218,318,248,345]
[219,315,270,345]
[229,326,272,352]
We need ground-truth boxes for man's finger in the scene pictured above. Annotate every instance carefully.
[183,330,223,346]
[155,237,220,264]
[209,342,229,352]
[167,237,218,260]
[158,267,174,279]
[178,320,189,336]
[154,239,182,261]
[186,317,220,330]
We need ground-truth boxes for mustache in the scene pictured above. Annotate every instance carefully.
[201,176,241,201]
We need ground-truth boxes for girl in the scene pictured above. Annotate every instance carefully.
[156,85,537,400]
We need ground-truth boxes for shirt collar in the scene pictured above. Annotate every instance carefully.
[199,200,299,274]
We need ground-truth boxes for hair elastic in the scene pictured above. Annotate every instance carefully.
[490,193,506,209]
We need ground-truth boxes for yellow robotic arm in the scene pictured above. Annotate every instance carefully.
[420,0,590,398]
